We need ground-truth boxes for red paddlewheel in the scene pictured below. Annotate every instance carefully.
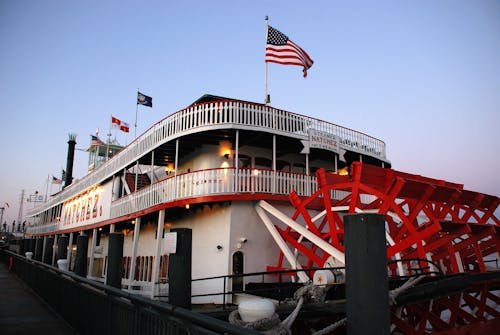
[391,280,500,334]
[269,162,500,277]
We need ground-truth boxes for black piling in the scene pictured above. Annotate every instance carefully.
[29,238,36,253]
[106,233,124,289]
[73,234,88,277]
[42,236,54,265]
[34,237,43,261]
[57,236,69,260]
[168,228,192,308]
[344,213,390,335]
[19,238,27,255]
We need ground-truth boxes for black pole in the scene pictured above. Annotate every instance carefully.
[106,233,124,289]
[43,236,54,265]
[29,238,36,253]
[34,237,43,261]
[57,236,69,260]
[168,228,192,308]
[73,234,88,277]
[19,238,27,255]
[344,213,390,335]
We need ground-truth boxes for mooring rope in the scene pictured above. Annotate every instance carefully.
[230,275,426,334]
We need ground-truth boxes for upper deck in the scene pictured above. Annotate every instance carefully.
[26,98,389,231]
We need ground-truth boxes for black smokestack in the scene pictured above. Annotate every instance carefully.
[64,133,77,188]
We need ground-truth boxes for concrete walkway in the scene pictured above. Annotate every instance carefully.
[0,260,77,335]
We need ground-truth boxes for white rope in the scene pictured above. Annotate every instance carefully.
[311,317,347,335]
[389,275,425,305]
[311,275,426,334]
[281,296,304,330]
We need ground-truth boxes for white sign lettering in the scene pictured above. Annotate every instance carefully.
[304,129,339,153]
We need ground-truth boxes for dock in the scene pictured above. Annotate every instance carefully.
[0,260,76,335]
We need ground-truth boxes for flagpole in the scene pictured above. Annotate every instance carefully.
[106,114,112,161]
[44,174,49,202]
[265,16,269,105]
[134,89,139,139]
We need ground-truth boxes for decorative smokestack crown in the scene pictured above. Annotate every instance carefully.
[64,133,77,188]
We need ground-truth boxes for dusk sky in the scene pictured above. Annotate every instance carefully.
[1,0,499,223]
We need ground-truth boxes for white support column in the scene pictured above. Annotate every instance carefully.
[305,153,309,175]
[174,139,179,196]
[235,130,239,192]
[88,228,97,278]
[110,224,115,233]
[67,232,73,263]
[335,154,338,173]
[111,175,116,200]
[134,160,139,192]
[151,150,155,183]
[41,235,47,262]
[151,209,165,299]
[128,217,142,290]
[122,167,126,196]
[51,234,58,266]
[272,134,276,194]
[174,139,179,176]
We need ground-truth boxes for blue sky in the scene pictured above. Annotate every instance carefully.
[1,0,499,223]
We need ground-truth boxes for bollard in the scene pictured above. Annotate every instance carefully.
[57,236,69,260]
[106,233,124,289]
[344,213,390,335]
[34,237,43,261]
[43,236,54,265]
[168,228,192,308]
[73,234,89,277]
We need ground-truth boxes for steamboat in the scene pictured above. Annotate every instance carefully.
[23,94,500,333]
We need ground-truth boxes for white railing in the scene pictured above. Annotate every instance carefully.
[26,167,378,235]
[110,168,317,219]
[27,100,387,217]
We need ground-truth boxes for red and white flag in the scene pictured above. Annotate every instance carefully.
[111,116,130,133]
[265,25,314,77]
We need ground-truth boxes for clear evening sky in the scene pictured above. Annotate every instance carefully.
[1,0,499,223]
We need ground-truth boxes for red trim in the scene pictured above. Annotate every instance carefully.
[30,193,291,236]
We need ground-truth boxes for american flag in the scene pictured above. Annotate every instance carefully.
[91,135,105,146]
[51,175,63,184]
[111,116,130,133]
[266,25,314,77]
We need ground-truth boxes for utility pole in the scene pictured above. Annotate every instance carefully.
[0,206,5,231]
[18,190,25,235]
[17,190,25,225]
